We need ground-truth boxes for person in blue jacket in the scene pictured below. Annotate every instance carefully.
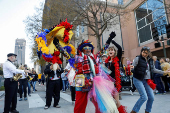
[153,56,165,94]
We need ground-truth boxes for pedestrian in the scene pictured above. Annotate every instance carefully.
[41,73,45,86]
[27,71,32,96]
[61,70,68,92]
[152,56,166,94]
[101,54,107,64]
[3,53,30,113]
[31,71,38,93]
[64,63,76,104]
[38,73,42,85]
[18,64,28,101]
[44,63,62,109]
[124,58,136,95]
[160,57,170,92]
[130,47,170,113]
[105,32,127,111]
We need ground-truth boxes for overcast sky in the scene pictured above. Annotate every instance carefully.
[0,0,45,68]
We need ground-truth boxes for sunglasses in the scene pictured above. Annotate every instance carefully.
[142,46,150,50]
[83,47,92,50]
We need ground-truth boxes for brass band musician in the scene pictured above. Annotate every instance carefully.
[3,53,30,113]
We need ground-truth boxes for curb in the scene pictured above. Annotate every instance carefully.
[0,91,5,99]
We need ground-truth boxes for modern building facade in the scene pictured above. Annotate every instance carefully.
[14,39,26,66]
[120,0,170,63]
[75,0,170,64]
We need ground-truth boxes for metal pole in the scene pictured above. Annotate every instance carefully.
[161,35,167,58]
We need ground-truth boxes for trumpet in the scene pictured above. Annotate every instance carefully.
[26,75,33,81]
[13,74,23,81]
[13,65,24,81]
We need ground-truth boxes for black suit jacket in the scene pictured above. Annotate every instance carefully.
[44,63,63,78]
[44,63,64,90]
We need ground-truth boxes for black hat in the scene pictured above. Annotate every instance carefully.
[7,53,17,57]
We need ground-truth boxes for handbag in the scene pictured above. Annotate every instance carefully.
[75,74,85,87]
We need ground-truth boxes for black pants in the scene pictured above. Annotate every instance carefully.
[46,79,60,107]
[4,79,18,113]
[130,77,136,92]
[161,75,169,92]
[70,86,75,101]
[42,80,45,85]
[154,77,165,93]
[19,79,27,98]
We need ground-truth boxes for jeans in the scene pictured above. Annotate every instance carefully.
[38,79,41,84]
[62,80,67,91]
[32,81,36,91]
[132,77,154,112]
[28,81,31,95]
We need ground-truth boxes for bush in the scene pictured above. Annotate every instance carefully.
[0,86,5,91]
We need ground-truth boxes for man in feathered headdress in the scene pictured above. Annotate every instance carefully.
[74,40,100,113]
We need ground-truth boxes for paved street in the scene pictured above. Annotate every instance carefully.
[0,83,170,113]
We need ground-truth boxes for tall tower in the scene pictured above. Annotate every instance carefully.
[14,39,26,66]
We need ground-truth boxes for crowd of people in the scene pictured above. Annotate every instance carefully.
[2,31,170,113]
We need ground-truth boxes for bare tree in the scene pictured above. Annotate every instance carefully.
[68,0,132,51]
[23,2,46,72]
[42,0,77,29]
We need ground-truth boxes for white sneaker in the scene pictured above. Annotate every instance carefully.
[39,84,40,85]
[54,105,61,108]
[63,91,66,93]
[130,90,133,95]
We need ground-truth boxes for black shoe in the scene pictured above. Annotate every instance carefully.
[35,89,37,91]
[11,109,19,113]
[44,105,49,109]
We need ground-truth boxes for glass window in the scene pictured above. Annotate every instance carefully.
[152,6,165,20]
[136,2,147,21]
[135,0,167,44]
[146,14,153,24]
[147,0,163,12]
[138,25,152,43]
[152,16,167,35]
[137,18,146,29]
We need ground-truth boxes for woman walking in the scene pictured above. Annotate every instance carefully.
[130,47,170,113]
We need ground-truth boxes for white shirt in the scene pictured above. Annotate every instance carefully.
[52,71,59,80]
[3,60,25,78]
[20,73,27,79]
